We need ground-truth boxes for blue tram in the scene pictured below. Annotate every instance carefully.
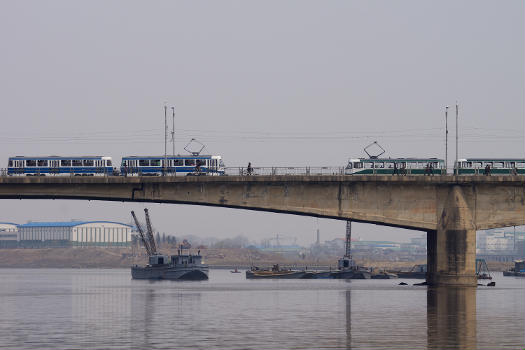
[120,155,224,176]
[7,156,114,176]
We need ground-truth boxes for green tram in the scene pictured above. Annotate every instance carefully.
[456,158,525,175]
[345,158,444,175]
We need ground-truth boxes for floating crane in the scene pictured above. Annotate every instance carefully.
[131,209,158,256]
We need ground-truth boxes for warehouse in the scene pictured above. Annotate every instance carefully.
[18,221,133,248]
[0,222,18,248]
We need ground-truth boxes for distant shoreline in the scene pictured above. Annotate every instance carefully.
[0,247,513,271]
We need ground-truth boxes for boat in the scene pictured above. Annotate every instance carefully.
[131,252,209,280]
[130,209,208,280]
[311,221,371,279]
[245,264,312,279]
[391,264,427,279]
[371,271,398,279]
[310,257,371,279]
[503,260,525,277]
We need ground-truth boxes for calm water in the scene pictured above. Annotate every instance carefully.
[0,269,523,350]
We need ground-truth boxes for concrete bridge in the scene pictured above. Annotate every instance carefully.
[0,174,523,286]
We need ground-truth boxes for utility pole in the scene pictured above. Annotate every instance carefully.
[455,102,459,175]
[445,106,449,174]
[164,105,167,175]
[171,106,175,156]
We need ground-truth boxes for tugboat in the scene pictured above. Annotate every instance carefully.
[130,209,208,280]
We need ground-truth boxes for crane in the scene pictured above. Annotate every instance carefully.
[131,210,153,256]
[144,208,158,255]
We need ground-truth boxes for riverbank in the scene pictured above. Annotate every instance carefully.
[0,247,514,271]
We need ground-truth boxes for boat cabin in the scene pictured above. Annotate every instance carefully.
[171,254,203,266]
[514,260,525,273]
[148,255,170,265]
[338,257,357,270]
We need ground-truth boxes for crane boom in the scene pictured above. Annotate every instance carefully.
[131,210,152,256]
[144,208,158,255]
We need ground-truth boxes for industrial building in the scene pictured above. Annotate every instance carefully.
[0,222,18,248]
[16,221,133,248]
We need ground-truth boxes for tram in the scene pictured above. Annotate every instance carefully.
[120,155,225,176]
[456,158,525,175]
[7,156,114,176]
[344,158,445,175]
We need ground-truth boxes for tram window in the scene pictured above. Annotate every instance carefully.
[474,162,482,168]
[83,160,94,167]
[517,162,525,169]
[26,160,37,167]
[61,160,71,167]
[139,160,149,166]
[353,162,363,169]
[8,160,13,167]
[185,159,196,166]
[376,162,384,168]
[150,159,161,166]
[484,162,493,168]
[494,162,504,168]
[364,162,373,169]
[106,160,112,166]
[72,160,82,166]
[386,162,393,168]
[37,160,48,167]
[173,159,183,166]
[463,162,472,168]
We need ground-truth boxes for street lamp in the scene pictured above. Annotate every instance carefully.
[445,106,449,174]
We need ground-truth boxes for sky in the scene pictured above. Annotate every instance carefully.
[0,1,523,245]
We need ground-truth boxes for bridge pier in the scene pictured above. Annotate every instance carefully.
[427,186,477,287]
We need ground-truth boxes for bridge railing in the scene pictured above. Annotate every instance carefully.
[224,167,346,176]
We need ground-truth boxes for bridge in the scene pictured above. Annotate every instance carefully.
[0,174,523,286]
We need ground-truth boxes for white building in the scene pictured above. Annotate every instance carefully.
[18,221,133,247]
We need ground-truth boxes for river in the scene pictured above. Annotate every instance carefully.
[0,268,523,350]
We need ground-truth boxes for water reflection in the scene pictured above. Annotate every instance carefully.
[345,289,352,350]
[427,287,477,350]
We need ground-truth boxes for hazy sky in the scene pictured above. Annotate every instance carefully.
[0,1,523,245]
